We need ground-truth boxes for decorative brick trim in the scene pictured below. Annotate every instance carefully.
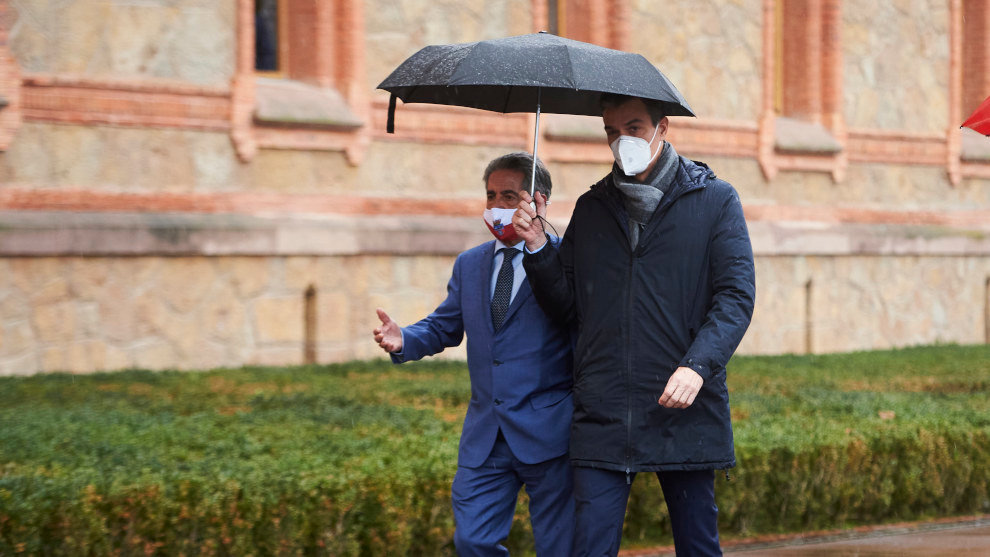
[332,0,365,105]
[231,0,258,161]
[0,211,491,257]
[608,0,630,52]
[960,0,990,115]
[328,0,369,165]
[774,152,841,174]
[254,125,370,154]
[758,0,778,180]
[532,0,626,48]
[3,209,988,258]
[948,0,990,184]
[582,0,610,46]
[746,220,990,257]
[743,204,990,229]
[759,0,846,182]
[0,187,484,217]
[821,0,847,182]
[21,74,230,96]
[231,0,369,165]
[20,74,231,131]
[960,162,990,180]
[672,118,760,159]
[845,128,947,166]
[370,97,531,148]
[948,0,964,185]
[543,117,762,163]
[3,187,990,232]
[370,89,990,173]
[532,0,547,31]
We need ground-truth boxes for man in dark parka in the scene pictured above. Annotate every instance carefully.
[513,94,756,556]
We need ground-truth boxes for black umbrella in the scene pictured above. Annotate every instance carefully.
[378,32,693,195]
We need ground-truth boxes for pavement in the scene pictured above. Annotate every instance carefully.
[619,516,990,556]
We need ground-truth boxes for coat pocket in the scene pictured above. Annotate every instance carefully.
[529,389,571,409]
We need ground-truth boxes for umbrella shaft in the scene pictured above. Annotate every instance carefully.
[530,91,541,198]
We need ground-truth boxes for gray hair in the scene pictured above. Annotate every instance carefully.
[483,152,552,199]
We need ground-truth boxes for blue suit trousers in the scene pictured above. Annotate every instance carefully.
[572,467,721,556]
[452,431,574,556]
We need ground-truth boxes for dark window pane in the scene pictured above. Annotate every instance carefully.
[255,0,279,71]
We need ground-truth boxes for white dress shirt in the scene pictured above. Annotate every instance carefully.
[490,239,527,305]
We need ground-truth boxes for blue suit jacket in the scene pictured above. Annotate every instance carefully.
[392,239,573,467]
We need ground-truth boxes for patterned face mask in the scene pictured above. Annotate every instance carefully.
[483,207,520,244]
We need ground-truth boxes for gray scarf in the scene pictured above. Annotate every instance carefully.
[612,141,680,248]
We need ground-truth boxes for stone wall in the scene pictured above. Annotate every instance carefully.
[10,0,235,84]
[365,0,532,94]
[843,0,950,133]
[744,255,990,355]
[1,0,989,375]
[630,0,764,122]
[3,246,987,375]
[0,253,466,375]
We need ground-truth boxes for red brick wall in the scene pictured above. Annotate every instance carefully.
[962,0,990,115]
[286,0,319,84]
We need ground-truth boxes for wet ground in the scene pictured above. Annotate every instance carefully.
[619,517,990,557]
[729,521,990,556]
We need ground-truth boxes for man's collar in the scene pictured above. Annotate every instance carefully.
[495,239,526,252]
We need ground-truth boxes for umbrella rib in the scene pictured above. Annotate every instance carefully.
[503,85,513,114]
[563,44,578,93]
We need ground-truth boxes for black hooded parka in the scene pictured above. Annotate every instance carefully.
[523,156,756,473]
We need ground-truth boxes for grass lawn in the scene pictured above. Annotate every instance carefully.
[1,344,988,555]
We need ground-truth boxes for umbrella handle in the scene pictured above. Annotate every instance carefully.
[386,94,397,134]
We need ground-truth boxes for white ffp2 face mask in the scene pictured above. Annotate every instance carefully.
[610,124,661,176]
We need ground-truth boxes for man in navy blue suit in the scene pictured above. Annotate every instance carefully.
[373,152,574,556]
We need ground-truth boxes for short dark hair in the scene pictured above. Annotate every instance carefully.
[599,93,666,126]
[483,152,552,199]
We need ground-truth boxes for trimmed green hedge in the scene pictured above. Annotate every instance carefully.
[1,346,989,554]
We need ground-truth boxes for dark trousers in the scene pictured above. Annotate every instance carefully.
[451,431,574,556]
[572,467,721,557]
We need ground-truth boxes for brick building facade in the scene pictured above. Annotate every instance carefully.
[0,0,988,375]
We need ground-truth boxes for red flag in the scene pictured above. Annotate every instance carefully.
[962,95,990,135]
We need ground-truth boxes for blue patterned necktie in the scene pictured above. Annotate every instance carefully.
[490,247,519,330]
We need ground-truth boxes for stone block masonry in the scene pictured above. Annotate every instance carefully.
[0,253,468,375]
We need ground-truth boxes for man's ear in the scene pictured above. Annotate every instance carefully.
[656,117,670,141]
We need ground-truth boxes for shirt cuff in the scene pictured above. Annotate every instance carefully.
[525,241,548,254]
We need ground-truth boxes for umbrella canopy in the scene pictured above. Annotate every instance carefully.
[378,32,694,133]
[962,95,990,136]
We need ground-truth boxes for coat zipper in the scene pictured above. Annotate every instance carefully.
[598,169,708,483]
[624,244,635,483]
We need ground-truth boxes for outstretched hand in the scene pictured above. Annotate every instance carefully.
[658,366,703,409]
[373,308,402,353]
[513,191,549,252]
